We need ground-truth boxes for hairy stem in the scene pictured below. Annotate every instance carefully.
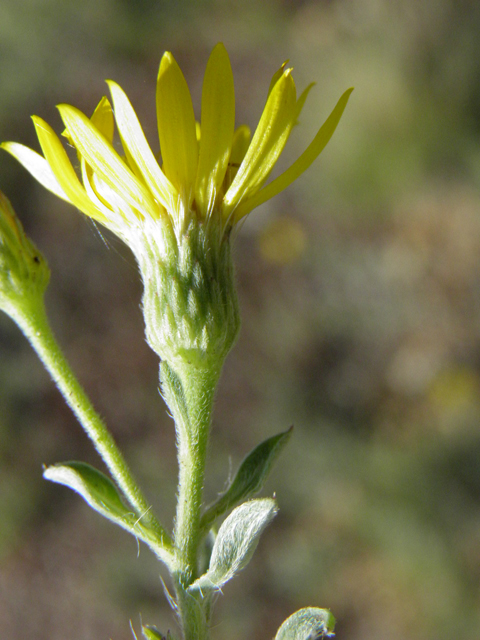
[160,360,220,640]
[12,294,171,551]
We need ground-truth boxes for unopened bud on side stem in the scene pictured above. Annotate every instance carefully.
[0,191,49,321]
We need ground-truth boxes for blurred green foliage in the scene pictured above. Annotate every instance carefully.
[2,1,480,639]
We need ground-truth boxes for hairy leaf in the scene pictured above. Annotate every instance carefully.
[274,607,336,640]
[43,461,159,547]
[190,498,277,595]
[200,426,292,532]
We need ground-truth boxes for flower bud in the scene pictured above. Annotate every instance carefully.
[0,191,49,318]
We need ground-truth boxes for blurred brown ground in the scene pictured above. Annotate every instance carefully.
[2,1,480,639]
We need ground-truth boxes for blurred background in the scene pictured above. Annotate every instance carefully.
[1,0,480,638]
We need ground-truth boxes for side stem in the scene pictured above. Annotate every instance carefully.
[12,295,171,548]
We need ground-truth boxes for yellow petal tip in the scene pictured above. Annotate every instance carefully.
[159,51,175,73]
[31,115,52,132]
[341,87,355,105]
[56,103,72,114]
[56,105,74,125]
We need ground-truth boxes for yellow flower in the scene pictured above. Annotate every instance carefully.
[2,43,352,242]
[2,44,352,367]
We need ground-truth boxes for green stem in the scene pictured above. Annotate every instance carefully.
[160,360,220,640]
[12,294,172,551]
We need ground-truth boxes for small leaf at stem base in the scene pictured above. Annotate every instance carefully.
[274,607,336,640]
[189,497,277,595]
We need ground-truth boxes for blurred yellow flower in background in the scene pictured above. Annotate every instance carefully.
[259,215,307,264]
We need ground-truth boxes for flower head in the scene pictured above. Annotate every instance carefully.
[2,43,351,243]
[2,44,351,368]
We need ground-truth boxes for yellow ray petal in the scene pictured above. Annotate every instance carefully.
[223,69,297,215]
[58,104,158,219]
[90,96,114,142]
[267,60,289,97]
[156,52,198,205]
[30,117,107,223]
[195,43,235,217]
[107,80,177,212]
[230,125,251,165]
[295,83,315,124]
[234,88,353,221]
[80,158,118,221]
[1,141,70,203]
[62,97,114,164]
[223,125,251,191]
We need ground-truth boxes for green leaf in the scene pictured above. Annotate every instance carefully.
[274,608,336,640]
[142,625,168,640]
[190,498,277,595]
[44,461,131,517]
[200,426,292,532]
[43,461,157,546]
